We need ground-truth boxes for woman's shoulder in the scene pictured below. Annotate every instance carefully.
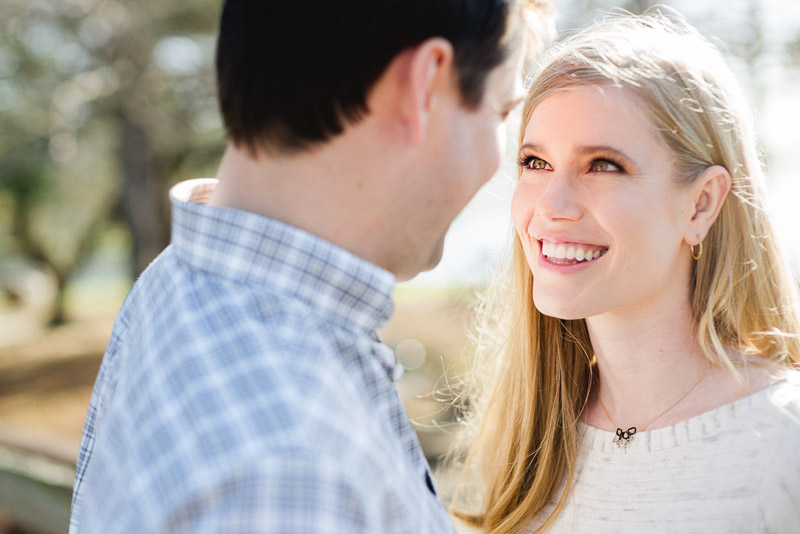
[742,370,800,471]
[731,368,800,430]
[750,370,800,526]
[759,369,800,421]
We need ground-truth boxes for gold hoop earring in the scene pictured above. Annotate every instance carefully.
[690,242,703,261]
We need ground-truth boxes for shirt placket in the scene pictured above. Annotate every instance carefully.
[369,337,439,498]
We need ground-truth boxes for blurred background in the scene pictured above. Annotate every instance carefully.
[0,0,798,532]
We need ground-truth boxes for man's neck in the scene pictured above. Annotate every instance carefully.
[209,135,397,272]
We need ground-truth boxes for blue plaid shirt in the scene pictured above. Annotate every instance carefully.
[70,179,456,533]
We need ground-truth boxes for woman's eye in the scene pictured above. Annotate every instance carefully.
[590,159,621,172]
[520,156,551,170]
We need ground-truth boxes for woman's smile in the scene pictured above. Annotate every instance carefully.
[539,238,608,265]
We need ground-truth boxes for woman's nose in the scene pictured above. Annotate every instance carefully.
[535,172,583,222]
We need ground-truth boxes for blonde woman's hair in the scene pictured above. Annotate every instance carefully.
[451,11,800,534]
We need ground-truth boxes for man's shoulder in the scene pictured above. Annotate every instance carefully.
[118,246,336,353]
[116,265,374,440]
[117,274,359,419]
[93,246,389,466]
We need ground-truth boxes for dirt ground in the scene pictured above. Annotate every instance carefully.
[0,312,114,452]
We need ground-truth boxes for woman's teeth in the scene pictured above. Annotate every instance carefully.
[541,240,607,265]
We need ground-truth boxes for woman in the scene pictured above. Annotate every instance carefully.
[452,12,800,533]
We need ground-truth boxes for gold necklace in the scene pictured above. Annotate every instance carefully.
[597,362,712,449]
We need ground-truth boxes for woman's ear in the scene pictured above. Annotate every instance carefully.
[684,165,732,244]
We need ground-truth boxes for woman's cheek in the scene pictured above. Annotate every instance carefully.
[511,181,537,237]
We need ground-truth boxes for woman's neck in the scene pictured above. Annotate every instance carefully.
[583,296,777,432]
[584,296,714,431]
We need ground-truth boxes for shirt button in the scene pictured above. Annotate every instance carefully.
[392,363,405,381]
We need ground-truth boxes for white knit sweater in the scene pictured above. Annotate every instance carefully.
[528,371,800,533]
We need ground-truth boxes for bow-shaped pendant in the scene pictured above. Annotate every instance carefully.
[612,426,637,448]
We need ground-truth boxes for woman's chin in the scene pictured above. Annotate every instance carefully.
[533,294,591,321]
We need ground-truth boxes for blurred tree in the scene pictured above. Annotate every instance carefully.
[625,0,657,13]
[0,0,224,324]
[786,32,800,70]
[558,0,661,24]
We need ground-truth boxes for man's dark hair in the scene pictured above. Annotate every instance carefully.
[216,0,515,153]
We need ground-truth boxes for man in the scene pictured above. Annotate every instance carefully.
[70,1,549,532]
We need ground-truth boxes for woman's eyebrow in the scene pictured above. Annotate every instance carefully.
[518,142,544,155]
[518,143,634,160]
[573,145,632,159]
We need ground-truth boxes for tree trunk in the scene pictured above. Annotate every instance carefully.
[118,109,170,277]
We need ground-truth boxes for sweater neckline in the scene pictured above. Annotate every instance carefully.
[578,375,792,453]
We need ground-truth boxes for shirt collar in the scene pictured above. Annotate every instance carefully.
[169,179,395,335]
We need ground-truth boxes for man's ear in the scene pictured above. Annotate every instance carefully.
[367,37,455,147]
[403,37,454,145]
[684,165,732,245]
